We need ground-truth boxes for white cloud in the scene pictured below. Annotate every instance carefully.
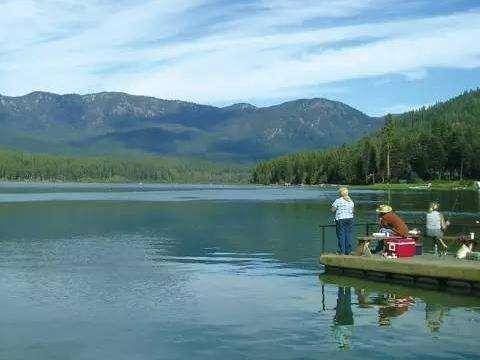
[1,0,479,105]
[214,0,387,33]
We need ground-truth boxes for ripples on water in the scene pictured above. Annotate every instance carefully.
[0,183,479,359]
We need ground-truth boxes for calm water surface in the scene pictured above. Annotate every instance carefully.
[0,183,479,359]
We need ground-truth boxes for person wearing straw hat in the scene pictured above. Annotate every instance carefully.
[371,204,409,254]
[331,187,354,255]
[376,204,409,237]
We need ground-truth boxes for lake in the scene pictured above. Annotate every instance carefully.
[0,183,479,359]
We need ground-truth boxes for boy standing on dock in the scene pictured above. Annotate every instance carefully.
[331,187,355,255]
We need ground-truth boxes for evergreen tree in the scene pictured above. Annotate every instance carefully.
[251,88,480,185]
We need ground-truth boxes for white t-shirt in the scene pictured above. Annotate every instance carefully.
[426,211,442,230]
[332,197,354,220]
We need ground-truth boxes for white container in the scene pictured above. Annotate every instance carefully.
[457,244,473,259]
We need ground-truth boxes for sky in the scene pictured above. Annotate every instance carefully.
[1,0,480,116]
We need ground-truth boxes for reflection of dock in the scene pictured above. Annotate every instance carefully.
[320,273,480,307]
[320,253,480,292]
[321,273,479,336]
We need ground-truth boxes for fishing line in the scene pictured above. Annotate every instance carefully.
[319,185,336,223]
[319,185,335,203]
[450,193,460,213]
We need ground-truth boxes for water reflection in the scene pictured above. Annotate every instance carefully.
[332,287,354,349]
[425,303,446,334]
[0,185,478,358]
[371,293,415,327]
[322,274,480,350]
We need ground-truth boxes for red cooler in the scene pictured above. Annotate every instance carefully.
[386,237,416,258]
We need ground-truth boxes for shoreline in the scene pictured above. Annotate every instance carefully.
[251,180,477,191]
[352,180,476,191]
[0,179,251,187]
[0,179,477,191]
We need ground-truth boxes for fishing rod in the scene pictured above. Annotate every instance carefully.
[444,191,461,231]
[450,193,460,213]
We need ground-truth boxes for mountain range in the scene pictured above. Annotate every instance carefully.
[0,91,383,163]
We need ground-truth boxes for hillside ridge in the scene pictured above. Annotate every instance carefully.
[0,91,383,162]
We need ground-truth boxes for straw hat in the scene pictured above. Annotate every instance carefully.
[376,204,392,213]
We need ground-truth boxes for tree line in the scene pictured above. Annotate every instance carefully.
[251,89,480,185]
[0,149,249,183]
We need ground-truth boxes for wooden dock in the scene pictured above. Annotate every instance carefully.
[319,253,480,292]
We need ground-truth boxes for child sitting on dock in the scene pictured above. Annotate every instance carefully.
[426,202,449,256]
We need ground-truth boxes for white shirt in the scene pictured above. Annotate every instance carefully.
[426,211,442,230]
[332,197,354,220]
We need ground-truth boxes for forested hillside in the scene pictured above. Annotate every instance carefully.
[0,149,248,183]
[0,92,381,162]
[251,89,480,185]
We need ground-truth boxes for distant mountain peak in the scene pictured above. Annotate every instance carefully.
[222,103,257,112]
[22,91,61,99]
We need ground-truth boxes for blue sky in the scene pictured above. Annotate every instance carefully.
[1,0,480,115]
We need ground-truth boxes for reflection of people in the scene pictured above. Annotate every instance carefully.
[373,204,409,253]
[374,294,415,327]
[426,202,449,256]
[425,303,446,333]
[376,204,409,236]
[378,297,414,326]
[332,287,354,349]
[355,288,372,308]
[331,187,354,255]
